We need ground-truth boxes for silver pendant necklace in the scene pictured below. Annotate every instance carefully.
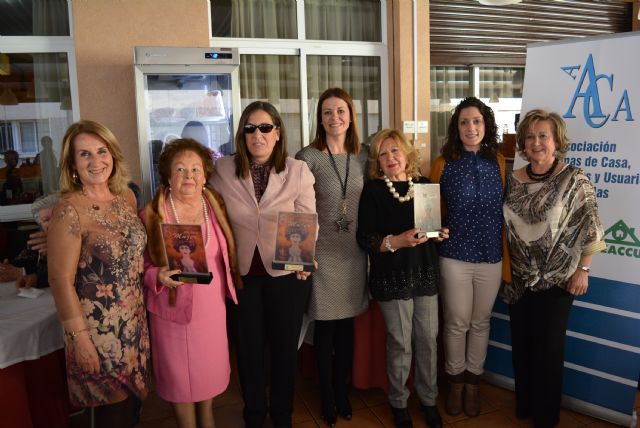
[327,147,351,232]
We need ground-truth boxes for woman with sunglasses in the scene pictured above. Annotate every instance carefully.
[211,101,317,428]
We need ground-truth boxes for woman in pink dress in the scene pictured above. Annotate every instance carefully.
[140,138,242,428]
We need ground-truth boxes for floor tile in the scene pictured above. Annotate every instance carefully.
[335,407,385,427]
[214,382,243,408]
[357,387,388,408]
[139,389,173,422]
[214,402,245,427]
[450,409,520,428]
[479,382,516,410]
[556,408,588,428]
[128,348,640,428]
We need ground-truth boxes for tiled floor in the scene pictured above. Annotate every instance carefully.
[70,351,640,428]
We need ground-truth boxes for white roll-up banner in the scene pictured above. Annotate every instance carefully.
[485,32,640,426]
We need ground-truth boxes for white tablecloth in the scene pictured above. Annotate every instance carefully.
[0,283,64,369]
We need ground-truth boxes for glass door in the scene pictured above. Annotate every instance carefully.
[134,47,240,201]
[143,73,234,192]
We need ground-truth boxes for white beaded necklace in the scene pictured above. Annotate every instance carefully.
[384,175,414,202]
[169,192,210,247]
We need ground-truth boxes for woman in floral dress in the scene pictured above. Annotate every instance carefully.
[48,120,149,428]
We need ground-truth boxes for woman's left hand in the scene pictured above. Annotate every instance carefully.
[296,260,318,280]
[567,269,589,296]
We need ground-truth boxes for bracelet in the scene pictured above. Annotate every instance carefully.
[577,264,590,273]
[384,235,396,253]
[66,327,89,341]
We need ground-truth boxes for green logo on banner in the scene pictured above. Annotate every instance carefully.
[603,220,640,258]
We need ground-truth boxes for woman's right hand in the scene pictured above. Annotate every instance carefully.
[27,230,48,254]
[72,333,101,374]
[157,266,184,289]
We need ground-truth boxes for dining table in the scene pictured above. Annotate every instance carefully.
[0,282,69,428]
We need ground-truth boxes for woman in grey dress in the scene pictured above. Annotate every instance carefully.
[296,88,368,427]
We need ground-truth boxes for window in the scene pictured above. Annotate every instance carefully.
[239,54,301,155]
[307,55,381,142]
[304,0,381,42]
[211,0,297,38]
[210,0,388,150]
[0,0,70,36]
[0,2,76,215]
[430,65,524,162]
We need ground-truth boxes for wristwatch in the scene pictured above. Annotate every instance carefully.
[384,235,396,253]
[577,264,590,273]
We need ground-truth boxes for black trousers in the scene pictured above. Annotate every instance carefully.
[313,317,354,410]
[509,286,574,428]
[236,273,311,427]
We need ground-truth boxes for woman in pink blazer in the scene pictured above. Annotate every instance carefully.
[211,101,316,428]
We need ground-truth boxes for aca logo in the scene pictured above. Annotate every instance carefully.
[562,53,634,129]
[602,219,640,259]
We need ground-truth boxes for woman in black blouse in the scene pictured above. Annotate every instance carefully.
[356,129,448,428]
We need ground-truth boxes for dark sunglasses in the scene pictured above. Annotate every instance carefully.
[243,123,278,134]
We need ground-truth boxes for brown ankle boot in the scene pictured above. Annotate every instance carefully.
[445,373,465,416]
[463,371,480,417]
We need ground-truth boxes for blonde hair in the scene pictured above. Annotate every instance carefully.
[367,129,420,180]
[59,120,130,195]
[516,109,570,161]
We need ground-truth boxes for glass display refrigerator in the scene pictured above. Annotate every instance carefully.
[134,46,240,201]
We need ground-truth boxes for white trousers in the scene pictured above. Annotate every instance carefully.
[439,257,502,376]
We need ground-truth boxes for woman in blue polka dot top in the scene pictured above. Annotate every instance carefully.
[429,97,511,418]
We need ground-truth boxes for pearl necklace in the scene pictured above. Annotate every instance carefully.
[169,192,210,247]
[384,176,414,202]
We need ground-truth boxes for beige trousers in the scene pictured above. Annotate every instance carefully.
[439,257,502,376]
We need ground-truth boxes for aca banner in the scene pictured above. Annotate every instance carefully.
[485,32,640,426]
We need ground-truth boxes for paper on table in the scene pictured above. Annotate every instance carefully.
[17,287,45,299]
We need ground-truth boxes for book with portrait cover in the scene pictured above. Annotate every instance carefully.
[272,212,318,272]
[161,223,213,284]
[413,183,442,238]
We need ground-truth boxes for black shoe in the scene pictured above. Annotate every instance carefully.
[320,412,336,427]
[422,405,442,428]
[391,406,413,428]
[320,403,337,427]
[337,397,352,420]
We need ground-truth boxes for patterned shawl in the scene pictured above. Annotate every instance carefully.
[502,165,606,303]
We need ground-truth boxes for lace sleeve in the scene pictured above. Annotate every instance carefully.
[47,199,83,322]
[356,182,384,253]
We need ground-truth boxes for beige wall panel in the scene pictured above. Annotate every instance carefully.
[73,0,210,183]
[390,1,431,173]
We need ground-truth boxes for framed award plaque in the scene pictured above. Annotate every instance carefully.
[272,211,318,272]
[413,183,442,238]
[161,223,213,284]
